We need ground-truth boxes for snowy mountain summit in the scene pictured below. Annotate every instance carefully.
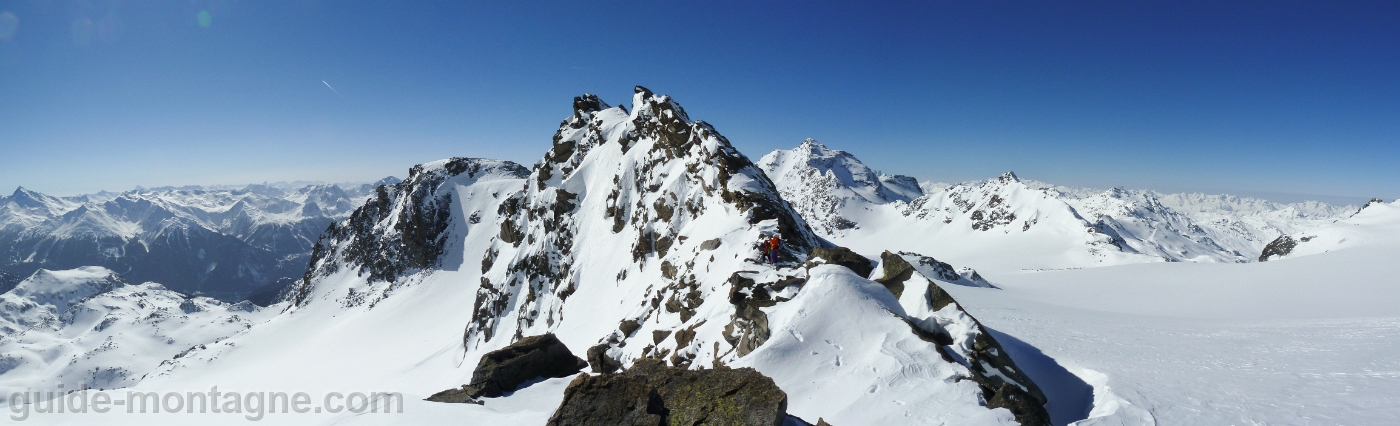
[138,87,1053,425]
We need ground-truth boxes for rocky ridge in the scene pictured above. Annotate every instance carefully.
[273,87,1050,423]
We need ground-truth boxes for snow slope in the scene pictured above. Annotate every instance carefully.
[0,267,275,400]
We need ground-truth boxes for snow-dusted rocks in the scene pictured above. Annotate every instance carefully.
[0,267,273,400]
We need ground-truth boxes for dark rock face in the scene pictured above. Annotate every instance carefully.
[548,359,788,426]
[428,333,587,402]
[986,382,1047,426]
[548,373,665,425]
[723,272,774,357]
[1258,235,1297,262]
[291,158,528,306]
[805,247,874,278]
[587,343,623,374]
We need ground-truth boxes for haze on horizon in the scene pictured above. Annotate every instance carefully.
[1,1,1396,206]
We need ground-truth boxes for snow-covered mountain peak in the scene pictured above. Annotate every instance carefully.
[8,266,125,313]
[996,171,1020,183]
[4,187,78,217]
[463,88,821,348]
[757,139,921,234]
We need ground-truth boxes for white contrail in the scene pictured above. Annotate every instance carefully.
[322,80,342,97]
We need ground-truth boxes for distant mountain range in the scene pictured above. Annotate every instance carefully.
[0,177,399,303]
[758,139,1355,272]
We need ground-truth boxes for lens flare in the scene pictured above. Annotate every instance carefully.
[0,11,19,41]
[197,10,212,28]
[70,17,95,46]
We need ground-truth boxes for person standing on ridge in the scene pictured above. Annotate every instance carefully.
[765,235,781,264]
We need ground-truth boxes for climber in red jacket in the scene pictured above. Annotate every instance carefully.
[765,235,781,264]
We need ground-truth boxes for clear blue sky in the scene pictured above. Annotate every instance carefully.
[1,1,1396,204]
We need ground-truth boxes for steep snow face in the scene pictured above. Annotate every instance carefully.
[0,267,273,398]
[0,181,394,302]
[1261,198,1400,261]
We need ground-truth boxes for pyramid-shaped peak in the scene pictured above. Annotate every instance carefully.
[997,171,1020,183]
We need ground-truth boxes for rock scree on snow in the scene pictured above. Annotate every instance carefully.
[547,359,790,426]
[427,333,587,403]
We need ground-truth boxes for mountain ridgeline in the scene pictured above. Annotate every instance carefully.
[0,180,398,303]
[757,140,1355,271]
[278,87,1053,424]
[2,86,1374,425]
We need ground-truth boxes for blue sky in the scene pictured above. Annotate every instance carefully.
[1,1,1396,205]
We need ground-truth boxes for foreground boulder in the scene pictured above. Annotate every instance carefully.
[427,333,587,403]
[548,359,788,426]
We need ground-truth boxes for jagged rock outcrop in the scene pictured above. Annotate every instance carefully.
[427,333,587,403]
[547,359,788,426]
[1258,235,1298,261]
[872,251,1050,426]
[291,158,529,306]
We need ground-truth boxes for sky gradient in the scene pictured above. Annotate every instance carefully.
[1,1,1396,205]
